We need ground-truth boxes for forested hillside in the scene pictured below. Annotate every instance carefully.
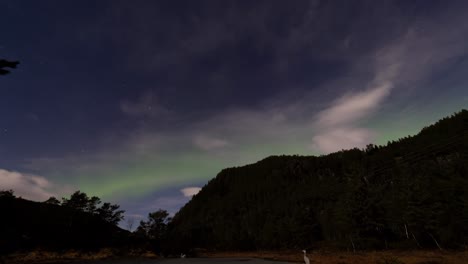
[0,191,130,255]
[168,110,468,251]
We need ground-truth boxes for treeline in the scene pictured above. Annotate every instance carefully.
[166,109,468,252]
[0,190,129,254]
[0,190,175,255]
[133,209,173,253]
[46,190,124,225]
[0,190,124,226]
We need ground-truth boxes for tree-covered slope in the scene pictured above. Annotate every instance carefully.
[0,195,130,255]
[168,109,468,251]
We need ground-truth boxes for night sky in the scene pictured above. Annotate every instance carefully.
[1,0,468,227]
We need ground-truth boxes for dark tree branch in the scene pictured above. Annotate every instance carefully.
[0,59,19,75]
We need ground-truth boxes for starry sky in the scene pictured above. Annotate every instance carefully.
[1,0,468,228]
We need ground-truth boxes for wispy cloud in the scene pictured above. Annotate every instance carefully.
[316,82,393,128]
[180,187,201,197]
[21,1,468,217]
[312,82,393,153]
[0,168,72,201]
[311,15,468,154]
[120,90,171,118]
[312,127,375,154]
[144,195,191,216]
[193,135,229,151]
[26,19,468,198]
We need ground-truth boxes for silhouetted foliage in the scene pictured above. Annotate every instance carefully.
[168,110,468,251]
[62,190,124,225]
[0,189,15,198]
[97,202,125,225]
[135,209,172,252]
[0,59,19,75]
[62,190,89,211]
[136,209,171,240]
[44,196,61,205]
[87,196,101,213]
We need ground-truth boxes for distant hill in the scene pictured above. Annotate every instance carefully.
[168,109,468,251]
[0,196,130,255]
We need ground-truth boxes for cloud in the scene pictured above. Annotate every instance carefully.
[312,127,375,154]
[125,213,145,219]
[309,27,412,154]
[311,82,393,153]
[316,82,393,128]
[120,90,170,118]
[193,135,229,151]
[140,195,192,216]
[26,17,468,199]
[0,169,71,201]
[180,187,201,197]
[311,49,399,153]
[23,1,468,207]
[309,17,468,154]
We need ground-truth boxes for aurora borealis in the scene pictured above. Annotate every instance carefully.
[1,1,468,227]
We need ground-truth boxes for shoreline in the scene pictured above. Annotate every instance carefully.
[197,249,468,264]
[1,249,158,264]
[3,249,468,264]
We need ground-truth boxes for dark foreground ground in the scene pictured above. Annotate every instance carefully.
[82,259,290,264]
[2,257,289,264]
[3,250,468,264]
[198,250,468,264]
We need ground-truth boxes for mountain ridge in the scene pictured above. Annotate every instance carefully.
[167,109,468,251]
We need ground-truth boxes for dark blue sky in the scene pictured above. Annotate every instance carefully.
[1,0,468,226]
